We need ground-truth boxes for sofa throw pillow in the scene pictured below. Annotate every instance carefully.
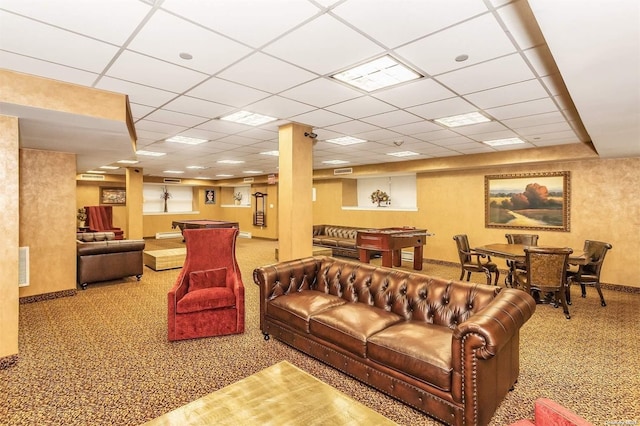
[189,268,227,292]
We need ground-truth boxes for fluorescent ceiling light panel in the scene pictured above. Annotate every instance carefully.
[136,150,166,157]
[216,174,234,177]
[99,165,119,170]
[85,170,106,174]
[482,137,526,147]
[217,159,245,164]
[387,151,419,157]
[195,176,213,179]
[220,111,277,126]
[332,55,422,92]
[186,165,207,169]
[243,170,263,174]
[165,135,208,145]
[322,159,350,165]
[163,170,184,174]
[117,159,139,164]
[260,150,279,156]
[434,112,491,128]
[325,136,367,146]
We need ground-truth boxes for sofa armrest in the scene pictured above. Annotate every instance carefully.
[77,240,145,256]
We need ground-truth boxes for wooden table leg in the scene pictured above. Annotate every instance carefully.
[413,245,423,270]
[381,251,393,267]
[392,249,402,267]
[359,249,371,264]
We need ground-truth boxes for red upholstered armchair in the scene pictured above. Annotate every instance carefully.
[510,398,594,426]
[168,227,245,341]
[85,206,124,240]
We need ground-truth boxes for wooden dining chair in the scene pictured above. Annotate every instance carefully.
[515,247,573,319]
[504,233,539,286]
[566,240,612,307]
[453,234,499,286]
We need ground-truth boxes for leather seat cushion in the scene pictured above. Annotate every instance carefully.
[310,304,402,357]
[318,238,340,246]
[268,292,346,333]
[368,321,453,391]
[177,287,235,314]
[335,238,356,248]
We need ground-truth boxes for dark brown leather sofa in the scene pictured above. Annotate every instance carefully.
[253,256,536,426]
[77,232,145,290]
[312,224,364,258]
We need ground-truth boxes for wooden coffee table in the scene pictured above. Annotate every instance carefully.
[142,361,397,425]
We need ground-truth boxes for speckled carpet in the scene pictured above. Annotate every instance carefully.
[1,237,638,425]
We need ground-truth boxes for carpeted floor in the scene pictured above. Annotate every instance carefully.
[1,237,638,426]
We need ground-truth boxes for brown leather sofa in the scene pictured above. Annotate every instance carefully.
[253,256,536,426]
[312,224,365,258]
[77,232,145,290]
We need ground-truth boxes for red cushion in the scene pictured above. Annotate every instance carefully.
[176,287,236,314]
[534,398,593,426]
[189,268,227,292]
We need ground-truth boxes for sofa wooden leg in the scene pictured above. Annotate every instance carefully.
[80,283,88,290]
[136,274,142,281]
[263,333,270,341]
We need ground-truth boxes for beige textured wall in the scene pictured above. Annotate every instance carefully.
[19,149,77,297]
[313,157,640,288]
[0,115,20,358]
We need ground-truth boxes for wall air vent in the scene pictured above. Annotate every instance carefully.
[243,177,254,183]
[19,247,29,287]
[80,174,105,180]
[163,178,182,183]
[333,167,353,176]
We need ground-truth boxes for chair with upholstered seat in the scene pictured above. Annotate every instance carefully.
[505,233,539,286]
[566,240,612,307]
[515,247,573,319]
[453,234,500,286]
[85,205,124,240]
[168,227,245,341]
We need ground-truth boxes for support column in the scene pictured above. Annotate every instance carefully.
[126,167,143,240]
[278,123,313,261]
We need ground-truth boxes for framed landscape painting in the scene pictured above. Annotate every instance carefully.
[485,171,570,232]
[100,187,126,205]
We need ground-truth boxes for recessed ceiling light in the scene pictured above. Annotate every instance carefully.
[387,151,419,157]
[217,160,245,164]
[99,165,119,170]
[165,135,208,145]
[117,159,139,164]
[434,112,491,128]
[85,170,106,174]
[163,170,184,174]
[482,137,526,147]
[325,136,367,146]
[243,170,263,174]
[332,55,422,92]
[260,150,279,156]
[216,174,234,177]
[186,165,207,169]
[136,150,166,157]
[220,111,277,126]
[322,160,350,165]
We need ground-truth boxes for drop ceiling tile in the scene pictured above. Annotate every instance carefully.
[0,12,119,73]
[516,121,573,136]
[326,97,396,119]
[486,98,558,120]
[497,0,545,50]
[161,0,319,48]
[464,79,548,109]
[354,128,403,142]
[129,103,155,120]
[324,120,380,135]
[454,121,510,136]
[135,120,186,137]
[0,51,98,86]
[333,0,488,47]
[396,13,515,76]
[264,14,383,75]
[407,97,477,120]
[195,119,251,135]
[243,96,316,120]
[360,110,422,128]
[163,96,235,119]
[96,77,178,107]
[217,52,317,93]
[127,10,252,75]
[143,109,209,128]
[238,128,278,141]
[280,78,362,108]
[372,78,456,108]
[291,109,350,128]
[0,0,150,45]
[186,78,269,108]
[501,111,566,129]
[491,142,536,152]
[178,129,227,142]
[436,54,536,94]
[389,121,443,135]
[523,46,560,78]
[468,130,519,142]
[107,51,208,94]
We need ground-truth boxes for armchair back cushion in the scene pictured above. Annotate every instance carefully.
[189,268,228,291]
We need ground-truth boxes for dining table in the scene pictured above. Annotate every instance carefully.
[473,243,587,288]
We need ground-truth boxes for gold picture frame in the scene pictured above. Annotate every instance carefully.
[100,187,126,205]
[485,171,570,232]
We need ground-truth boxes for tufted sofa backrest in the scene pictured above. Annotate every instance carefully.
[313,257,501,329]
[323,226,360,240]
